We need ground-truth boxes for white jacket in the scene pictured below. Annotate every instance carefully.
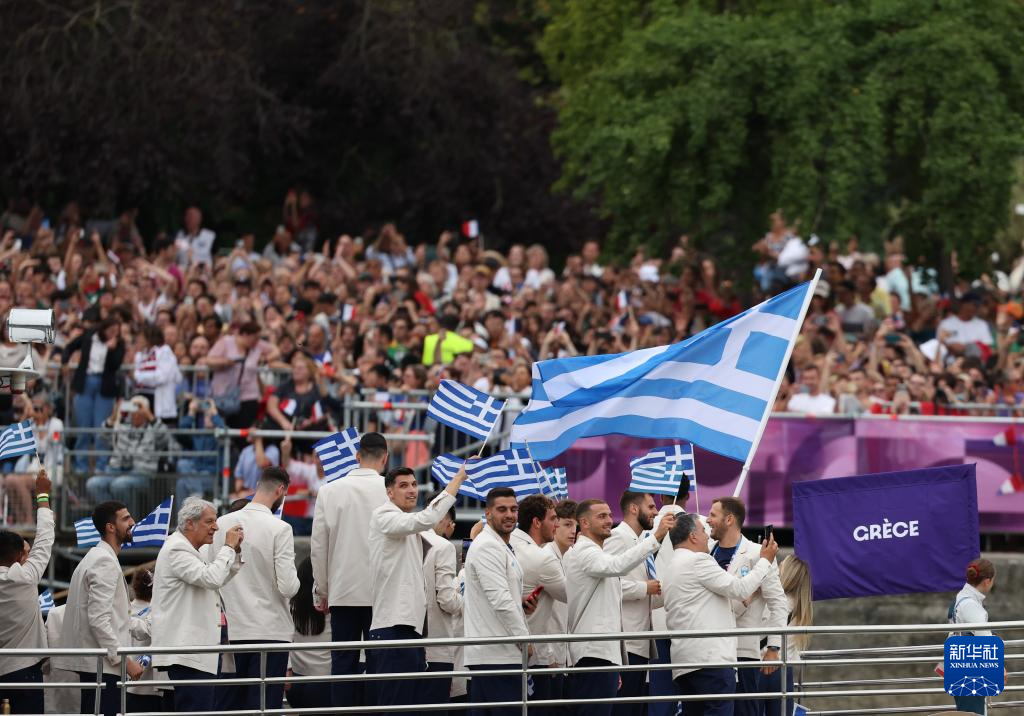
[510,529,568,667]
[54,540,145,674]
[368,492,455,632]
[422,530,463,665]
[717,536,788,659]
[311,467,387,608]
[564,533,659,666]
[651,505,709,632]
[544,541,570,667]
[212,502,300,642]
[463,524,530,666]
[662,548,770,678]
[0,507,54,675]
[604,521,661,659]
[151,531,241,674]
[133,344,182,420]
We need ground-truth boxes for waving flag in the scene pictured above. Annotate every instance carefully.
[75,517,100,548]
[431,449,543,501]
[427,380,506,442]
[540,467,569,500]
[511,280,814,461]
[629,444,697,497]
[0,420,35,461]
[38,589,54,616]
[124,497,174,549]
[313,428,361,483]
[280,398,298,417]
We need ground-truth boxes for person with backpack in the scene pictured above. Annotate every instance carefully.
[947,558,998,715]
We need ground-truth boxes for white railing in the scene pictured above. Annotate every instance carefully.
[3,620,1021,715]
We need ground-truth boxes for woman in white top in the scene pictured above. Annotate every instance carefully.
[761,555,813,716]
[948,559,997,715]
[286,557,332,713]
[132,324,182,425]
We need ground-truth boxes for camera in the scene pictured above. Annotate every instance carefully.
[7,309,56,344]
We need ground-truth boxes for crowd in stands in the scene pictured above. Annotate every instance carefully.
[0,197,1023,524]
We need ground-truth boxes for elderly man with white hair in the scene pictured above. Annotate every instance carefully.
[151,497,244,713]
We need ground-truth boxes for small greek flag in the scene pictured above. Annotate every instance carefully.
[124,497,174,549]
[629,444,697,497]
[245,492,286,518]
[540,467,569,500]
[75,517,100,548]
[431,449,543,501]
[313,428,360,483]
[0,420,35,461]
[427,380,506,441]
[38,589,54,616]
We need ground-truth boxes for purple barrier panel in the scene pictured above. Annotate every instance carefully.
[556,415,1024,533]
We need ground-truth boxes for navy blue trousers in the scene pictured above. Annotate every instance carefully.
[468,663,522,716]
[330,605,373,706]
[368,625,425,716]
[735,657,760,716]
[232,640,290,711]
[0,663,44,715]
[567,657,618,716]
[77,671,120,716]
[674,668,736,716]
[167,664,216,713]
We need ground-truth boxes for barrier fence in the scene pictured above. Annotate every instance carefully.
[4,620,1021,715]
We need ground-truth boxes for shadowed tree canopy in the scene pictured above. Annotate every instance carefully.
[0,0,599,247]
[541,0,1024,277]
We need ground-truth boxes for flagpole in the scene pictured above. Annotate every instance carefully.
[733,268,822,498]
[692,447,701,516]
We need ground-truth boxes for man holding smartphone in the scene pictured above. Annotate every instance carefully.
[705,498,788,716]
[510,494,567,708]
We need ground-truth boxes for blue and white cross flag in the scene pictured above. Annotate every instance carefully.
[511,280,815,461]
[431,449,543,501]
[629,444,697,497]
[38,589,54,616]
[0,420,35,461]
[540,467,569,500]
[313,427,361,483]
[427,380,506,441]
[124,497,174,549]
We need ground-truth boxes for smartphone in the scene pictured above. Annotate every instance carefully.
[885,333,902,345]
[526,585,545,602]
[761,525,774,543]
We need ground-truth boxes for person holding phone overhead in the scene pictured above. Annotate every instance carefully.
[510,494,567,708]
[705,498,788,716]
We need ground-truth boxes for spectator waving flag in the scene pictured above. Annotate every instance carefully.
[38,589,54,617]
[629,444,697,498]
[511,278,816,463]
[124,497,174,549]
[313,427,361,483]
[427,380,506,442]
[431,449,543,501]
[75,517,100,548]
[0,420,35,461]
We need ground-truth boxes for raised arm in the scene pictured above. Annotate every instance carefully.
[374,492,456,537]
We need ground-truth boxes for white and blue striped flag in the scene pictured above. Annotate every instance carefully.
[0,420,35,461]
[124,497,174,549]
[38,589,54,616]
[431,449,543,501]
[629,444,697,497]
[313,427,361,483]
[511,280,814,461]
[75,517,100,548]
[540,467,569,500]
[245,492,286,518]
[427,380,506,441]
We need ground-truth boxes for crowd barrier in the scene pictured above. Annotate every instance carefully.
[4,620,1021,715]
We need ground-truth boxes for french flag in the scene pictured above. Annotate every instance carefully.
[615,290,629,312]
[312,401,324,421]
[993,427,1024,494]
[462,220,479,238]
[341,304,357,322]
[280,398,297,417]
[993,427,1015,446]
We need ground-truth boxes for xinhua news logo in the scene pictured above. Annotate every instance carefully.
[944,636,1004,698]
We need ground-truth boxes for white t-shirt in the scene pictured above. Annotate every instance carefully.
[787,392,836,415]
[173,228,216,267]
[937,315,992,347]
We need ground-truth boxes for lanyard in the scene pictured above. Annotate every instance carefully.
[711,536,744,570]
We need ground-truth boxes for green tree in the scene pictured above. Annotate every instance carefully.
[542,0,1024,278]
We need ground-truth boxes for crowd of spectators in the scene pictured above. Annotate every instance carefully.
[0,196,1022,525]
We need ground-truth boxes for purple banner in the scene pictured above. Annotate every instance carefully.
[792,464,979,600]
[554,416,1024,533]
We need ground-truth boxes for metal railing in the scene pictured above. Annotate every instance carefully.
[4,620,1021,715]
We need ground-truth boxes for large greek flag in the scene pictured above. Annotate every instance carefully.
[427,380,506,441]
[431,449,543,501]
[629,444,696,497]
[75,518,100,548]
[511,281,813,461]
